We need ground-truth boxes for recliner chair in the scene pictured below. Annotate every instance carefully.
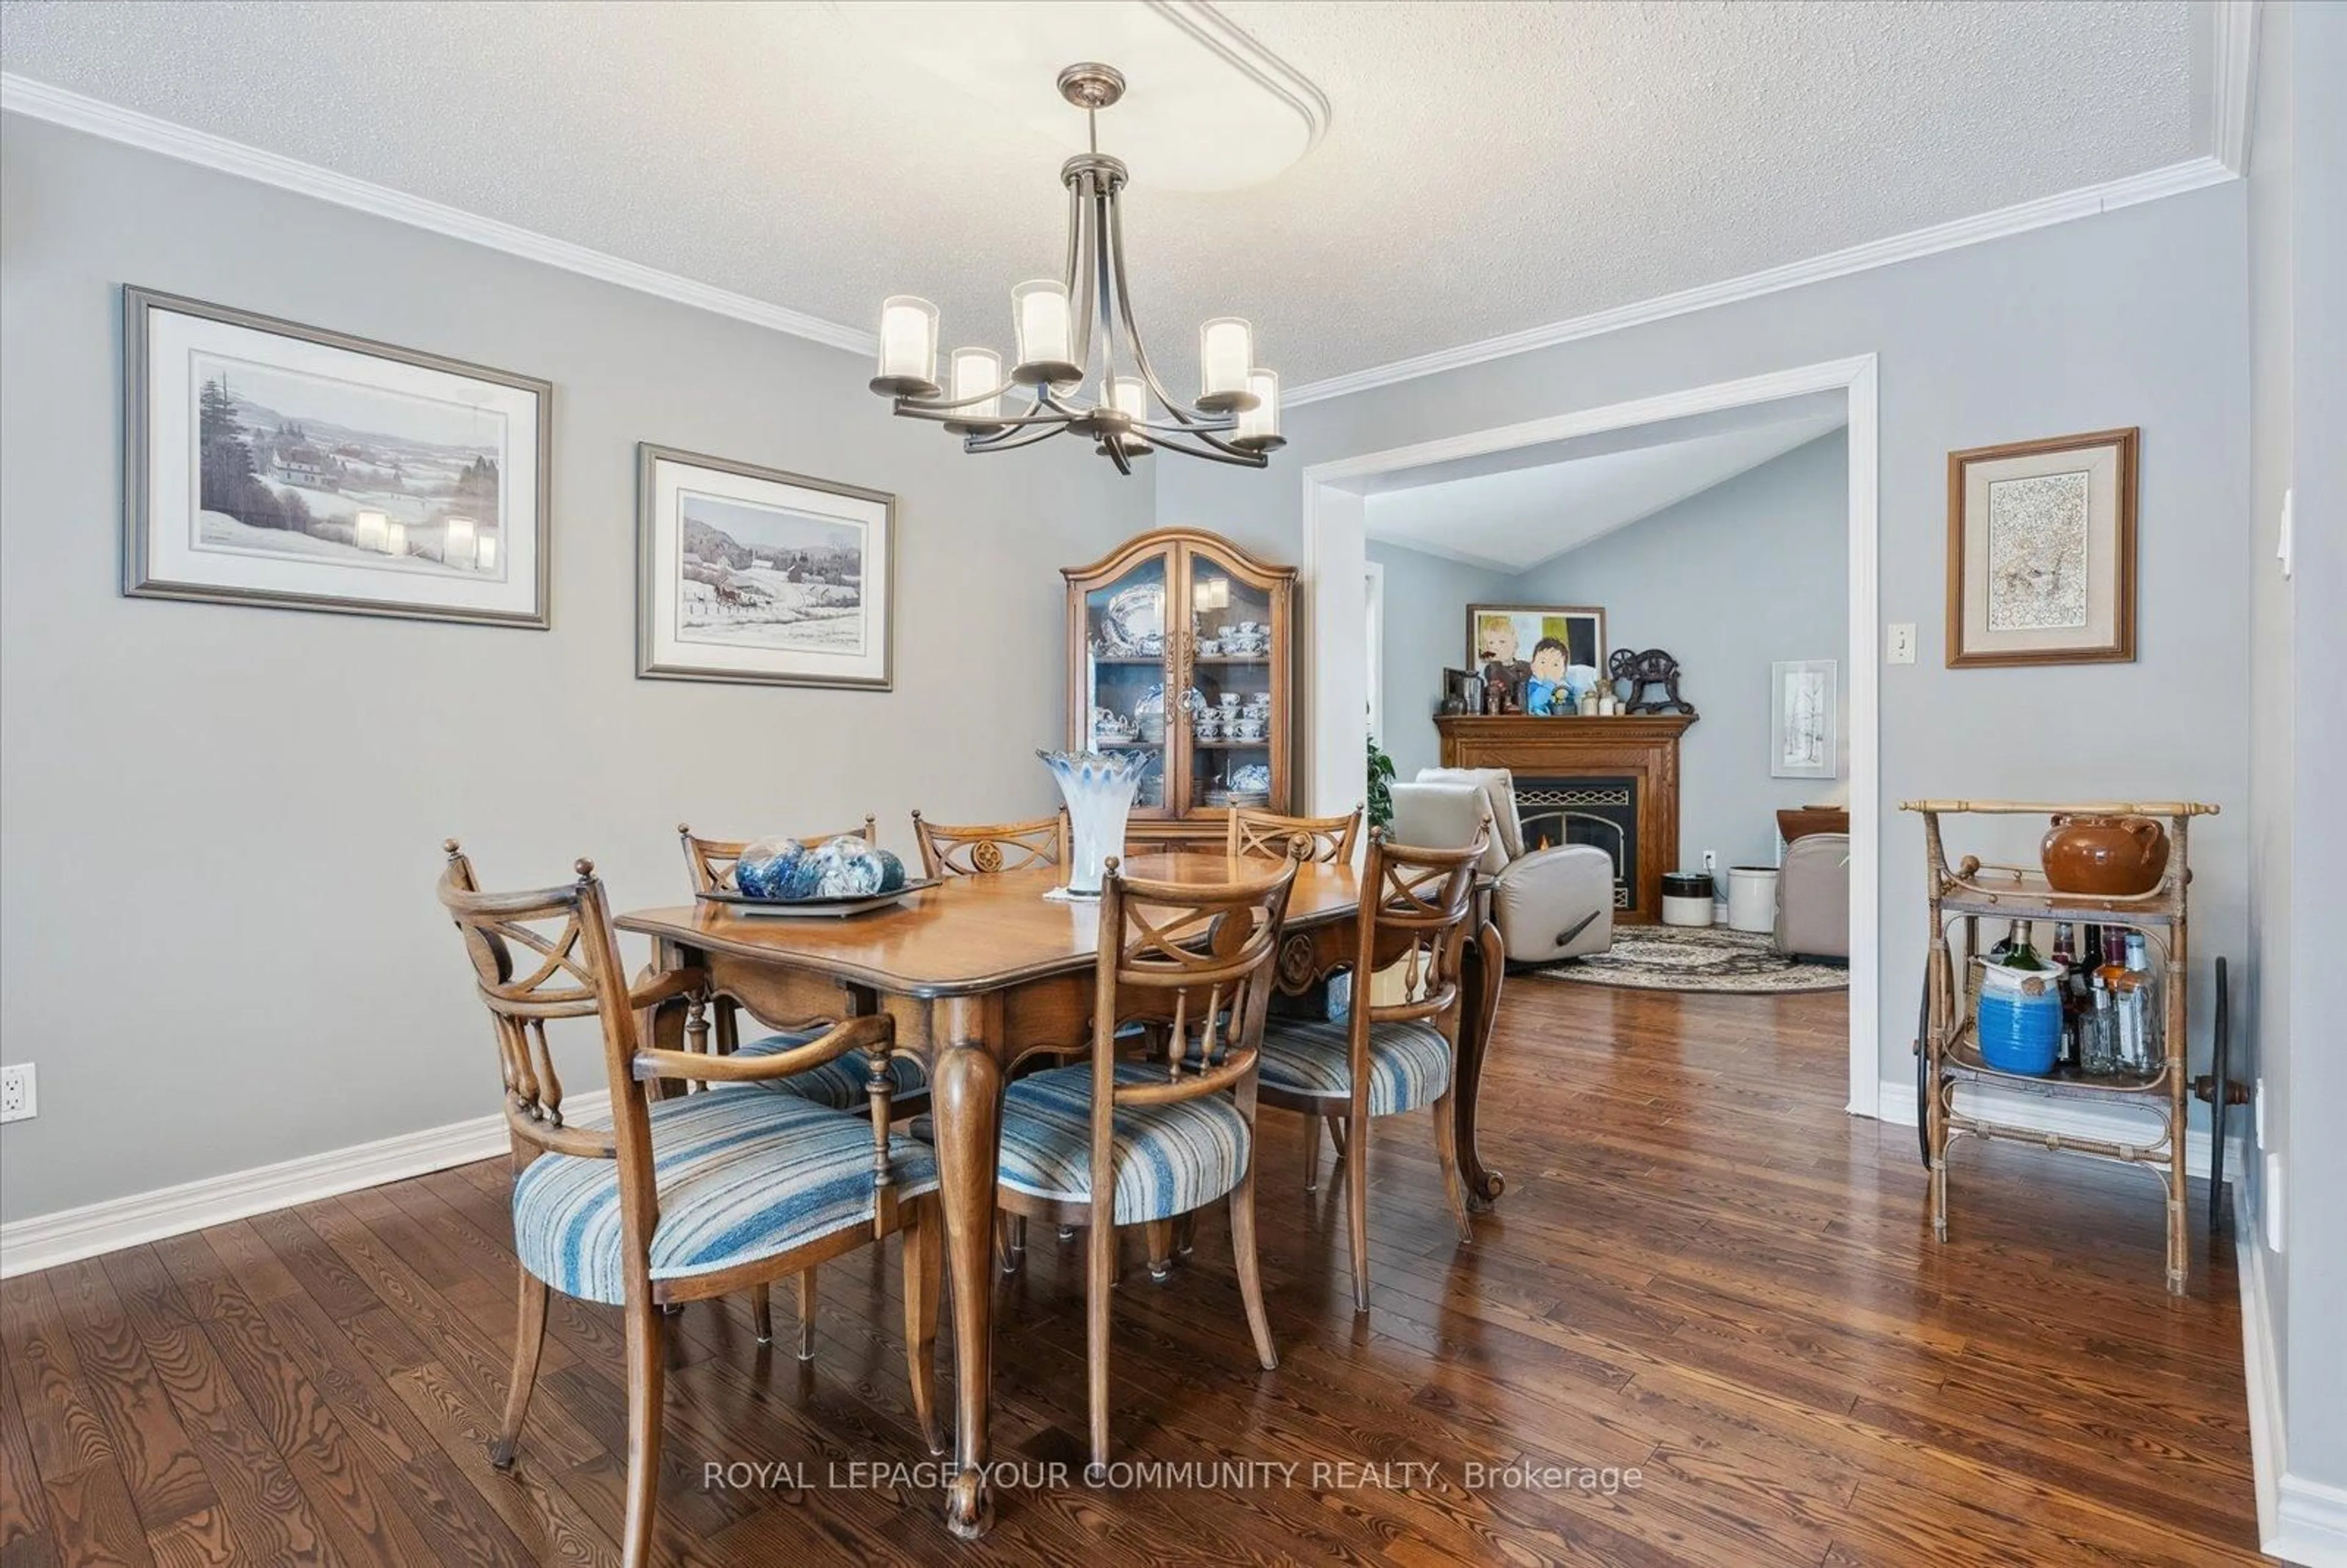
[1774,831,1850,961]
[1390,768,1614,966]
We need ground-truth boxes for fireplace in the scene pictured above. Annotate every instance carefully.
[1515,776,1636,910]
[1433,713,1695,923]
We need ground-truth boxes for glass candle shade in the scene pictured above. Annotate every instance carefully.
[1011,280,1076,383]
[1109,376,1151,452]
[1038,749,1153,898]
[1234,368,1284,450]
[1197,317,1257,411]
[945,346,1005,432]
[353,509,390,553]
[443,515,478,570]
[872,295,939,395]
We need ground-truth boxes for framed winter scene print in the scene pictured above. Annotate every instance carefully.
[122,287,550,628]
[636,444,895,689]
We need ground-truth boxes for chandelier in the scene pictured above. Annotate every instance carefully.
[867,62,1283,474]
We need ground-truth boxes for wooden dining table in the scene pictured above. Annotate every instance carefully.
[617,852,1507,1539]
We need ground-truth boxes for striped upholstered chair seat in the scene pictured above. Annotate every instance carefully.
[997,1061,1252,1225]
[734,1031,928,1110]
[512,1090,939,1306]
[1257,1014,1452,1118]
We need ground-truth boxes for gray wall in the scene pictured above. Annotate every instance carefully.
[1362,540,1511,778]
[0,115,1151,1222]
[1505,431,1847,872]
[1157,182,2253,1097]
[2248,0,2347,1503]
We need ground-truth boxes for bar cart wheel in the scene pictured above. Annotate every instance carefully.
[2194,955,2248,1237]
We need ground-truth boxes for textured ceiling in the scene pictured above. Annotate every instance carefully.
[1367,405,1846,572]
[0,1,2201,390]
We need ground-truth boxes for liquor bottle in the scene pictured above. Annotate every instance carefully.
[2121,932,2162,1072]
[1988,920,2018,962]
[2050,923,2079,1070]
[2081,976,2117,1075]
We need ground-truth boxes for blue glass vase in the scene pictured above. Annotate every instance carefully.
[1038,749,1151,898]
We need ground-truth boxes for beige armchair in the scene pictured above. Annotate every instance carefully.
[1392,768,1614,965]
[1774,832,1849,961]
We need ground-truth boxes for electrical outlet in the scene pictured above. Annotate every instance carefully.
[0,1063,34,1124]
[1887,623,1917,664]
[1702,849,1717,878]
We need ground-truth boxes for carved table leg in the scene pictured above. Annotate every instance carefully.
[1453,918,1507,1211]
[932,1043,1002,1539]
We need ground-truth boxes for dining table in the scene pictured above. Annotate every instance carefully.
[617,851,1507,1539]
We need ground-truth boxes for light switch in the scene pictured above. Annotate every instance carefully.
[1887,623,1916,664]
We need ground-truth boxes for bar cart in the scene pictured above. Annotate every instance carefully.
[1904,799,2219,1294]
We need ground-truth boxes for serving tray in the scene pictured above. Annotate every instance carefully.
[697,880,942,919]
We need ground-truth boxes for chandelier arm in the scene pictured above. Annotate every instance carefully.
[1138,429,1270,468]
[1103,435,1135,477]
[1092,180,1120,401]
[893,379,1021,416]
[1068,170,1099,385]
[964,422,1070,454]
[1103,187,1219,431]
[893,401,1075,431]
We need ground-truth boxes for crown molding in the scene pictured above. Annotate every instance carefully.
[0,72,876,357]
[2210,0,2260,177]
[1286,156,2234,407]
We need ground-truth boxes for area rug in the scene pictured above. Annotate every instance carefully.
[1530,925,1848,994]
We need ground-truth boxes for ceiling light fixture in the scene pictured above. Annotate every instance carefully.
[868,62,1283,474]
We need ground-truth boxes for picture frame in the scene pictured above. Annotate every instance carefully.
[1466,603,1606,717]
[636,444,895,689]
[122,285,551,628]
[1771,659,1838,780]
[1946,427,2137,667]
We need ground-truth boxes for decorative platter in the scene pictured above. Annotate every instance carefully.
[699,880,942,919]
[1101,584,1164,653]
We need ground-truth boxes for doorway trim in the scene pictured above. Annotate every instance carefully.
[1298,353,1881,1118]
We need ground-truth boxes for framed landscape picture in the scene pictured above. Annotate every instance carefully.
[1946,427,2137,667]
[636,444,894,689]
[122,287,549,628]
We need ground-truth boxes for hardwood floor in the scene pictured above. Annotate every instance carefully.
[1,980,2265,1566]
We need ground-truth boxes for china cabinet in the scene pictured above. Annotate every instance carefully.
[1063,528,1296,848]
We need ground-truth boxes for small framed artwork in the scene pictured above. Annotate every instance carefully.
[637,444,894,689]
[1947,427,2137,667]
[122,286,550,628]
[1467,603,1605,717]
[1771,659,1837,780]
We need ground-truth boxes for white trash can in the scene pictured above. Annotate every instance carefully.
[1727,866,1779,934]
[1661,871,1714,927]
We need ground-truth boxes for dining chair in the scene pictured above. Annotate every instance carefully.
[994,854,1295,1475]
[1226,804,1364,865]
[436,843,940,1568]
[908,808,1071,1272]
[677,821,931,1349]
[910,808,1069,877]
[1255,826,1488,1313]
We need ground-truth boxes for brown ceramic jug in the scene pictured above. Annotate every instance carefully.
[2041,815,2170,895]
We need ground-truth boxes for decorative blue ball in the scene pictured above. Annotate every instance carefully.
[733,837,806,899]
[873,848,907,893]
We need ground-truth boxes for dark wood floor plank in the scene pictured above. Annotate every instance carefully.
[95,1248,344,1566]
[10,981,2269,1564]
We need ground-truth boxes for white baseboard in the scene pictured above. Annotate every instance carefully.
[0,1092,606,1278]
[1875,1075,2242,1181]
[2238,1210,2347,1567]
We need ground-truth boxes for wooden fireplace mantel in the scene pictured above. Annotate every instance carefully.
[1433,713,1697,923]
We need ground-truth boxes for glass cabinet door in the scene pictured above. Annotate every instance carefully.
[1180,543,1278,819]
[1078,549,1174,816]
